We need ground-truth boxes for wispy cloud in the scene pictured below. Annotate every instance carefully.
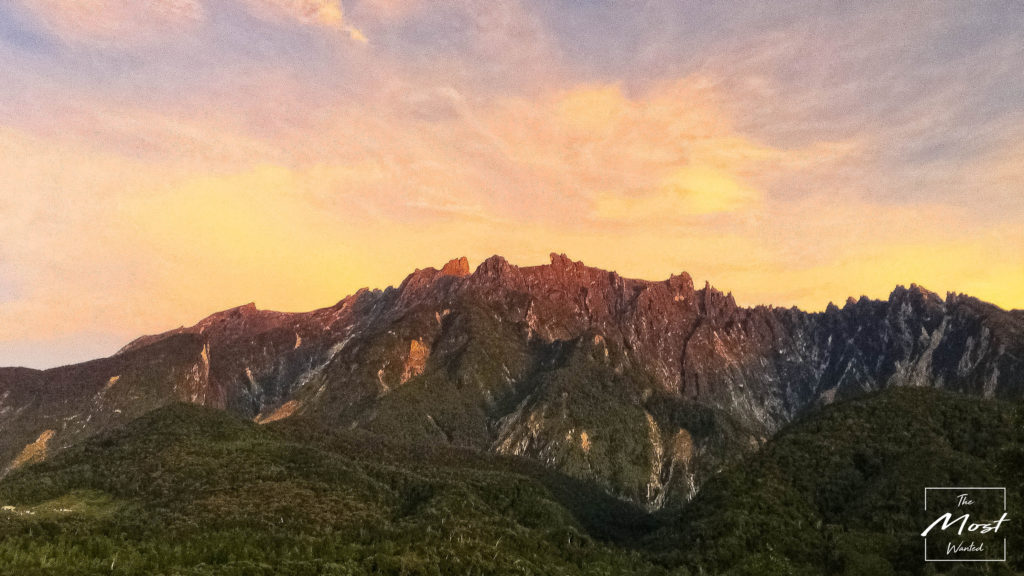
[243,0,367,41]
[13,0,204,45]
[13,0,370,45]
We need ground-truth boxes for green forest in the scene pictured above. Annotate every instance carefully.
[1,387,1021,575]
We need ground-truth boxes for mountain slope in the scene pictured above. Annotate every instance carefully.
[1,387,1019,575]
[2,254,1022,509]
[646,387,1023,575]
[0,403,664,576]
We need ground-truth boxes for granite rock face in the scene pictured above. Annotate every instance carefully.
[2,255,1022,508]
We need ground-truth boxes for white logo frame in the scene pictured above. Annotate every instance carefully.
[924,487,1007,562]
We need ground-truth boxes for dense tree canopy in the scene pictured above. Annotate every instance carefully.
[0,387,1020,575]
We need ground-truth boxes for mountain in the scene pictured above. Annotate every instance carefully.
[2,254,1023,509]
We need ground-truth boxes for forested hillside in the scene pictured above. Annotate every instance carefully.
[1,387,1021,575]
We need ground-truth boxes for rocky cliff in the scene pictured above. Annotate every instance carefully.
[2,254,1021,508]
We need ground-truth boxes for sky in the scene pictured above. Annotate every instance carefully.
[0,1,1022,369]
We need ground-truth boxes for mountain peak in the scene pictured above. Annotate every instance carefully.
[396,257,473,303]
[889,283,944,307]
[475,254,512,276]
[440,256,471,277]
[666,272,695,297]
[549,252,578,268]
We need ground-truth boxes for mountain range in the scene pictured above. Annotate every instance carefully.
[2,254,1023,510]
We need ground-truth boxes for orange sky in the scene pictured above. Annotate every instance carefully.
[0,1,1022,368]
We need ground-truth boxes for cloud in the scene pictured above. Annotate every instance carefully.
[356,0,424,19]
[467,81,852,225]
[243,0,367,42]
[15,0,204,45]
[13,0,369,45]
[1,2,1022,370]
[594,166,762,220]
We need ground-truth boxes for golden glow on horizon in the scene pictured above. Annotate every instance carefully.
[594,166,761,219]
[0,83,1020,362]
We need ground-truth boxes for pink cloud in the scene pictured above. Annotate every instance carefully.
[18,0,204,44]
[242,0,367,42]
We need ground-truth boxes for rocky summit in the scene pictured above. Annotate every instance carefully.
[1,254,1022,509]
